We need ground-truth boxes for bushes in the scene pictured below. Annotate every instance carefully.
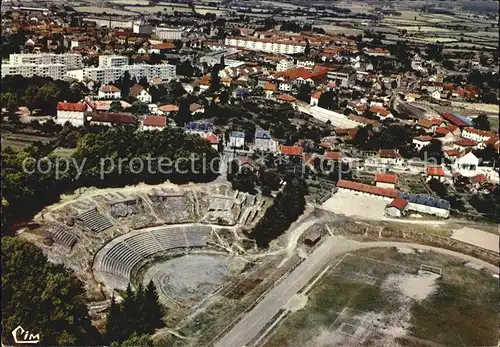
[250,178,307,248]
[1,237,99,346]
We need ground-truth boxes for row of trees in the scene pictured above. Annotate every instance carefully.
[2,237,100,346]
[1,126,219,232]
[1,75,85,115]
[250,178,307,248]
[105,283,163,345]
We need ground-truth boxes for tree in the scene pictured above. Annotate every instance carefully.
[428,178,447,198]
[304,40,311,55]
[219,90,230,104]
[129,101,149,115]
[1,237,99,346]
[250,178,307,248]
[110,333,153,347]
[174,99,192,125]
[472,114,491,131]
[177,60,194,77]
[105,296,122,344]
[120,71,132,98]
[109,100,124,113]
[231,167,257,194]
[259,170,281,193]
[143,280,163,333]
[420,139,444,164]
[210,65,221,91]
[297,84,312,103]
[317,90,334,109]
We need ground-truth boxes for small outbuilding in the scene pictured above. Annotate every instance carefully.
[304,231,322,247]
[385,198,408,218]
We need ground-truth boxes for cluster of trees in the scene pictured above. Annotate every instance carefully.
[250,178,307,248]
[2,237,99,345]
[2,127,218,231]
[472,114,491,131]
[352,124,420,159]
[105,283,163,345]
[0,76,85,116]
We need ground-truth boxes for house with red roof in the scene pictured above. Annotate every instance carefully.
[434,127,456,143]
[385,198,408,218]
[441,112,469,127]
[336,179,398,200]
[375,173,398,189]
[158,104,179,115]
[444,149,460,162]
[280,145,303,157]
[461,127,494,143]
[426,166,445,182]
[416,119,440,133]
[272,66,328,88]
[453,138,478,151]
[375,149,403,166]
[142,115,167,131]
[56,101,87,127]
[98,85,121,100]
[89,112,138,126]
[279,94,296,103]
[323,151,342,161]
[263,82,277,99]
[201,133,219,150]
[310,91,321,106]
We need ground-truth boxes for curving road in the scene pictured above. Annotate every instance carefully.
[213,235,499,347]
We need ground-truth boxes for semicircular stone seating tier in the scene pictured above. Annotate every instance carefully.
[93,225,211,290]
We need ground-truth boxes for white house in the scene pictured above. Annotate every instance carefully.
[254,129,278,152]
[276,59,294,72]
[129,84,152,103]
[412,135,433,150]
[385,198,408,218]
[56,101,87,126]
[229,131,245,148]
[277,80,292,92]
[453,151,480,177]
[98,85,121,100]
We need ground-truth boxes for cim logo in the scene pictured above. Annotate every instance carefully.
[11,326,41,344]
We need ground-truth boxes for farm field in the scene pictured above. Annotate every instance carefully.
[264,248,498,347]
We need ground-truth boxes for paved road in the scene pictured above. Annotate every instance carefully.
[214,236,499,347]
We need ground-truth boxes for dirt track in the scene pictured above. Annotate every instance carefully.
[213,234,499,347]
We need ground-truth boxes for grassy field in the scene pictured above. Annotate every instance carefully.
[264,248,498,347]
[50,147,77,158]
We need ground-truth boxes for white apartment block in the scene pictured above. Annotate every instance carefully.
[225,37,306,54]
[98,55,129,68]
[155,27,182,40]
[2,63,66,80]
[277,59,294,72]
[133,21,153,35]
[82,64,176,84]
[9,53,83,70]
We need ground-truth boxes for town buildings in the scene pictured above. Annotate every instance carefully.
[225,37,307,54]
[2,53,83,80]
[56,101,87,126]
